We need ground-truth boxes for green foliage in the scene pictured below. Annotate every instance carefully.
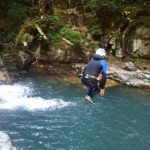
[49,7,61,31]
[0,0,30,42]
[85,0,148,32]
[7,2,29,23]
[0,30,18,43]
[45,8,61,45]
[60,27,81,45]
[1,0,148,45]
[89,26,103,35]
[40,8,81,45]
[50,8,60,24]
[47,31,61,45]
[47,26,81,46]
[46,7,82,45]
[122,4,142,18]
[5,32,18,42]
[85,0,122,29]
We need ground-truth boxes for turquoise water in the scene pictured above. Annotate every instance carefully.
[0,74,150,150]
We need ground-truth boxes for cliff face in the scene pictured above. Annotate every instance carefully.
[123,17,150,59]
[0,0,149,75]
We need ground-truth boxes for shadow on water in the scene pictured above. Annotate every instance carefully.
[0,74,150,150]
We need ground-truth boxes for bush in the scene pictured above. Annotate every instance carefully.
[0,0,29,42]
[3,32,17,42]
[47,31,61,45]
[7,2,29,24]
[60,27,81,45]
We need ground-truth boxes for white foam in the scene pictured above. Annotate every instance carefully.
[0,84,72,111]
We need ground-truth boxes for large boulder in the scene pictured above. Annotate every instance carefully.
[0,131,15,150]
[124,62,137,71]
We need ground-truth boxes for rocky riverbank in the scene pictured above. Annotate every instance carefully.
[25,59,150,89]
[107,61,150,88]
[0,56,150,89]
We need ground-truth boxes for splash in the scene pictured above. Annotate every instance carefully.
[0,84,72,111]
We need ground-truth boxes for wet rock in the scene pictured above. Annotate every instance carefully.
[0,131,15,150]
[107,65,150,88]
[124,62,137,71]
[0,57,12,84]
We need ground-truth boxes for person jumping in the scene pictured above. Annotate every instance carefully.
[81,48,108,103]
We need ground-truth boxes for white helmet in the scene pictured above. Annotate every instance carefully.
[95,48,106,57]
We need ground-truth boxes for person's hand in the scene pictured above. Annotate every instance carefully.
[97,74,102,81]
[100,89,105,96]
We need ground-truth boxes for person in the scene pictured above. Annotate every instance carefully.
[81,48,107,102]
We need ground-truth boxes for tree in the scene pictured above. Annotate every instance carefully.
[84,0,149,34]
[38,0,53,16]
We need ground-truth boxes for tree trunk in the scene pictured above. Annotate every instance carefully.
[39,0,53,16]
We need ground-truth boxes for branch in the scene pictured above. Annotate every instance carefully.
[35,24,48,40]
[61,37,74,46]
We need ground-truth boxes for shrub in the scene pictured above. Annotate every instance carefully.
[60,27,81,45]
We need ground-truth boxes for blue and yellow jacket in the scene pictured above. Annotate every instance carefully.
[84,54,107,89]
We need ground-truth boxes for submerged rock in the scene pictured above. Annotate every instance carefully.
[0,131,15,150]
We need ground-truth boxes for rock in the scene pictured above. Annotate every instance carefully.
[125,78,150,88]
[73,63,85,69]
[109,37,116,48]
[124,62,137,71]
[106,79,120,87]
[87,34,92,41]
[0,131,15,150]
[0,57,12,84]
[107,63,150,88]
[115,48,124,58]
[46,43,86,63]
[18,50,33,71]
[123,17,150,59]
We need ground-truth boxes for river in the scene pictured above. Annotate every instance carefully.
[0,74,150,150]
